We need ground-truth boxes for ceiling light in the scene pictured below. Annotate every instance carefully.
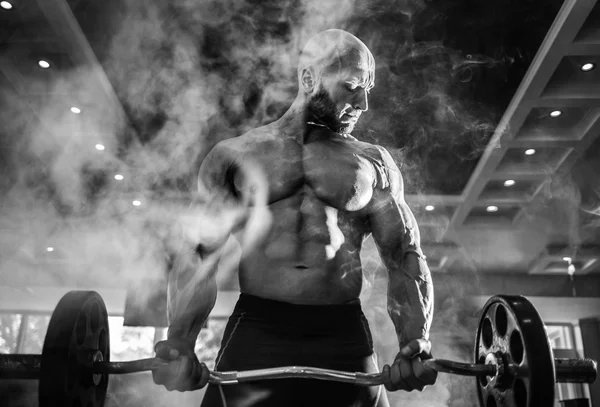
[46,247,54,252]
[425,205,435,211]
[549,110,562,118]
[70,106,81,114]
[581,63,595,72]
[114,174,124,181]
[486,205,499,213]
[132,200,141,206]
[562,256,572,263]
[504,179,515,187]
[525,149,536,156]
[38,60,50,69]
[0,1,13,10]
[95,144,105,151]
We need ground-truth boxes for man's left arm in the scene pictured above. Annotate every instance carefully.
[368,147,436,392]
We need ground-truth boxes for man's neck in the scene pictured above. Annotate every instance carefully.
[276,96,313,143]
[276,95,347,143]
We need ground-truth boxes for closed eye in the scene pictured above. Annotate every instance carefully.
[346,82,372,94]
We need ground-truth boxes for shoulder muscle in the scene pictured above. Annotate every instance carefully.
[360,143,403,201]
[377,146,403,199]
[198,136,269,207]
[197,142,241,198]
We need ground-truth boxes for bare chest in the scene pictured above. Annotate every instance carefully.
[303,138,382,211]
[244,137,383,212]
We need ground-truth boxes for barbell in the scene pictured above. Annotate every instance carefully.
[0,291,596,407]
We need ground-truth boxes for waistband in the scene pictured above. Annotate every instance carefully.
[233,293,363,320]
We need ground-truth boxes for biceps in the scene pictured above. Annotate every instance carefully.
[398,202,422,254]
[370,199,423,264]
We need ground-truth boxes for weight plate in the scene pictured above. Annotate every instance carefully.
[39,291,110,407]
[474,295,555,407]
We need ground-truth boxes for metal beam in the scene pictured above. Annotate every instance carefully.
[448,0,598,231]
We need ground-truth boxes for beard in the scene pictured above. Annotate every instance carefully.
[307,89,354,134]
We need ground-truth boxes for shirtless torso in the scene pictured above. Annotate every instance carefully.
[153,30,436,402]
[200,119,404,305]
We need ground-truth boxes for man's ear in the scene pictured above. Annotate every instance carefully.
[300,68,316,93]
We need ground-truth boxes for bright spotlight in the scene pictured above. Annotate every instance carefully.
[525,149,536,156]
[114,174,124,181]
[504,180,516,187]
[549,110,562,118]
[70,106,81,114]
[95,144,105,151]
[562,256,572,263]
[486,205,499,213]
[132,200,142,206]
[38,60,50,69]
[581,63,595,72]
[425,205,435,211]
[0,1,13,10]
[46,247,54,252]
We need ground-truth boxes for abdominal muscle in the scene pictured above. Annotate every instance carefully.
[237,189,367,305]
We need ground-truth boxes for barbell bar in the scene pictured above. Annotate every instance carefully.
[96,356,597,384]
[0,291,597,407]
[0,353,595,385]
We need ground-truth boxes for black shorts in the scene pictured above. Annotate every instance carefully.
[200,293,389,407]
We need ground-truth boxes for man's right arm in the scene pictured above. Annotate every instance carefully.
[164,144,239,346]
[153,144,248,391]
[164,141,270,346]
[154,141,271,391]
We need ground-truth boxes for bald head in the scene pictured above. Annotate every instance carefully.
[298,29,375,89]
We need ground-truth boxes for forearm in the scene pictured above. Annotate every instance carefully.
[387,252,434,348]
[167,277,217,346]
[166,250,221,346]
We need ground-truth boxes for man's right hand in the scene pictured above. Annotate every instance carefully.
[152,338,210,392]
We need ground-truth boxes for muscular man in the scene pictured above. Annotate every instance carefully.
[153,29,437,406]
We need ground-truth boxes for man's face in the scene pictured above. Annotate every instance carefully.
[308,49,374,134]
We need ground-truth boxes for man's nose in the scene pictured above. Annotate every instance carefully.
[353,89,369,112]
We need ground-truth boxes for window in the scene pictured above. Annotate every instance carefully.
[109,316,156,361]
[547,324,574,350]
[546,324,586,406]
[22,315,51,354]
[0,314,22,353]
[0,312,227,370]
[195,318,227,370]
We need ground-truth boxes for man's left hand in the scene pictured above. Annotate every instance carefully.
[382,338,437,392]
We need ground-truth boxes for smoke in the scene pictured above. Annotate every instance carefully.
[0,0,504,280]
[0,0,535,406]
[518,155,600,275]
[521,173,582,248]
[341,9,501,196]
[573,137,600,238]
